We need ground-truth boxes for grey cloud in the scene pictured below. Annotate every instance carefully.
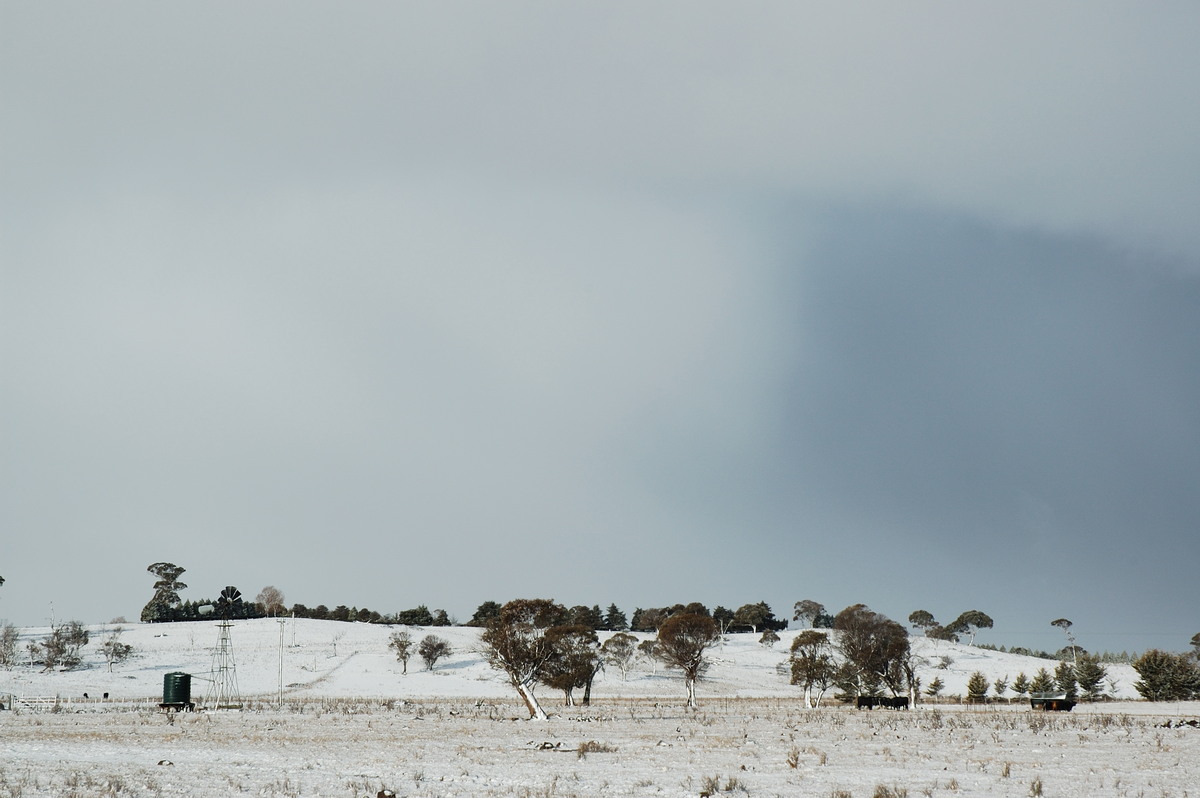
[3,3,1199,653]
[4,3,1199,257]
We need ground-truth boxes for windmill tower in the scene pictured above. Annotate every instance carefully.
[205,586,243,709]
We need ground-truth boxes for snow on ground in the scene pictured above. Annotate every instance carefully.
[3,697,1199,797]
[2,621,1197,797]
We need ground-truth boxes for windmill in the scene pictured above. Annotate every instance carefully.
[205,586,243,709]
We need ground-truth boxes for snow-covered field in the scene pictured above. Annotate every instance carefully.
[2,620,1197,797]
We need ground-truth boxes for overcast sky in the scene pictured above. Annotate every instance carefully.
[3,3,1198,655]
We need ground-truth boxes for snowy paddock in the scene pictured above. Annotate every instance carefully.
[2,698,1198,798]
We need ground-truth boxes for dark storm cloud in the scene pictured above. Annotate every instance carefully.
[638,206,1200,651]
[787,208,1200,552]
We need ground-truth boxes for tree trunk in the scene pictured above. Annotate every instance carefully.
[685,676,697,709]
[562,687,575,707]
[516,683,548,721]
[582,675,594,706]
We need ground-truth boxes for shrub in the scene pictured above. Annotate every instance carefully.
[418,635,452,671]
[389,630,414,673]
[41,621,89,671]
[0,623,18,668]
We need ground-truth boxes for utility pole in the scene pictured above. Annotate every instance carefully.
[277,618,287,708]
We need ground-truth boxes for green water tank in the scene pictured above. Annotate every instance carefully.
[162,672,191,705]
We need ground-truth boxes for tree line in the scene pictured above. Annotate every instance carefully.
[137,563,792,637]
[9,567,1200,704]
[130,562,1200,705]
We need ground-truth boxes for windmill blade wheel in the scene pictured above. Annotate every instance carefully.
[215,586,243,619]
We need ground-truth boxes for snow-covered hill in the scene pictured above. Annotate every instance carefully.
[0,619,1142,706]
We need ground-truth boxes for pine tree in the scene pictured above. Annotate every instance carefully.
[1054,661,1078,700]
[712,606,734,633]
[468,601,502,627]
[925,676,945,698]
[1074,654,1108,701]
[1133,650,1200,701]
[1029,668,1056,695]
[603,604,627,631]
[1011,672,1030,698]
[967,671,989,703]
[993,676,1009,701]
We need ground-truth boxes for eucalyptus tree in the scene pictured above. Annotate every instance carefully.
[832,604,911,698]
[655,613,721,709]
[141,562,188,623]
[479,598,568,720]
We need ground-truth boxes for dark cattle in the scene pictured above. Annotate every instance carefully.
[856,696,909,710]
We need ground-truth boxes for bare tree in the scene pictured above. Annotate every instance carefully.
[637,638,661,674]
[1051,618,1078,665]
[389,630,414,673]
[418,634,452,671]
[255,586,287,617]
[655,613,721,709]
[101,626,134,672]
[40,621,89,671]
[479,599,567,720]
